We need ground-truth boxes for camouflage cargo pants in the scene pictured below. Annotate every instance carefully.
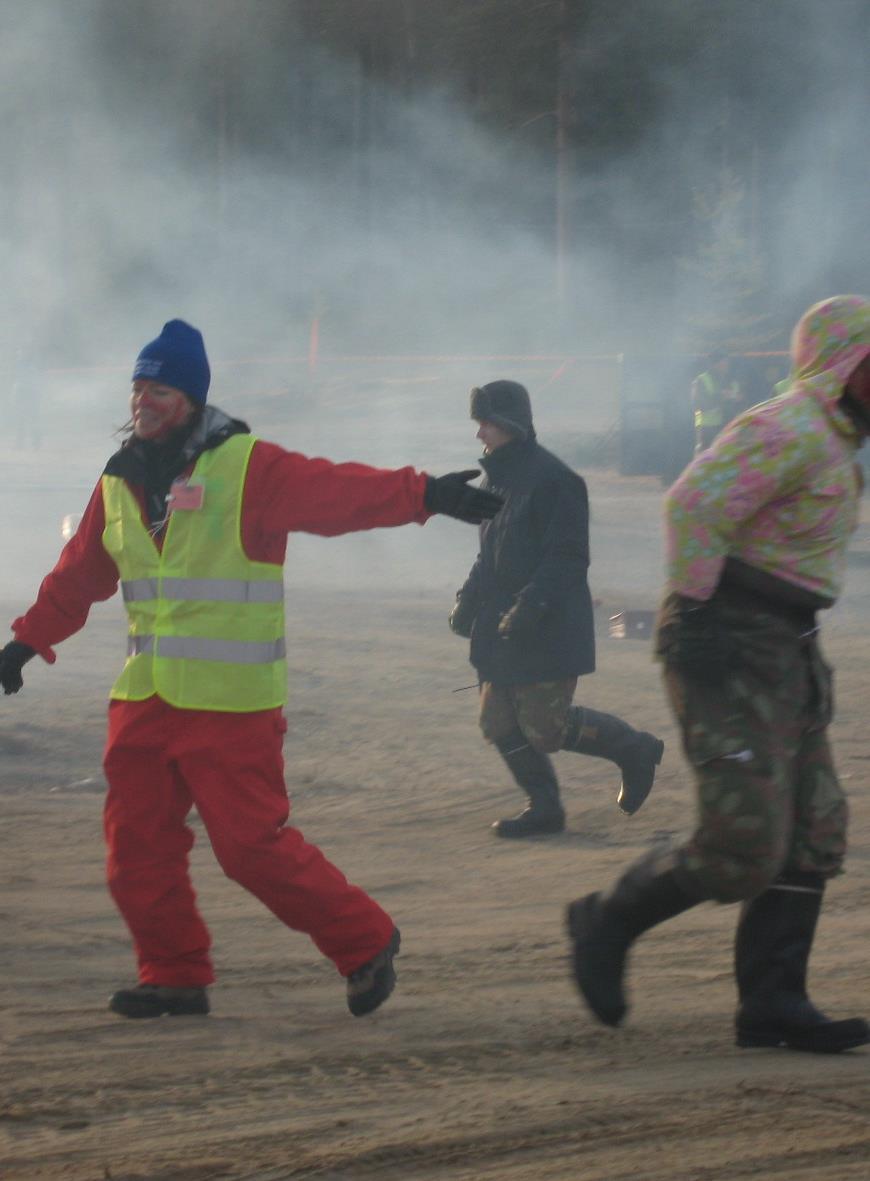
[478,679,578,752]
[658,598,847,902]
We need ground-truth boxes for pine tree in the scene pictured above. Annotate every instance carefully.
[678,165,776,355]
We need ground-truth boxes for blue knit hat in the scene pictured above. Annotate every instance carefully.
[132,319,211,405]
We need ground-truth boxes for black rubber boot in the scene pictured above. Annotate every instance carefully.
[735,873,870,1053]
[108,984,210,1018]
[562,706,664,815]
[566,850,698,1026]
[492,728,565,838]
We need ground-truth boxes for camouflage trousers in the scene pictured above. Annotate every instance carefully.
[659,599,847,902]
[478,679,578,752]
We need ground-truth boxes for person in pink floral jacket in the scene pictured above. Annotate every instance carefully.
[565,295,870,1055]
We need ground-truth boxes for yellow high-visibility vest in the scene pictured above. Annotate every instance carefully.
[693,371,725,431]
[102,434,287,712]
[694,406,725,429]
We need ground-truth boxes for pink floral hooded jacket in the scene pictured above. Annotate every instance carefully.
[665,295,870,603]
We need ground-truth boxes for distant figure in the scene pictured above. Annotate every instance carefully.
[566,295,870,1054]
[11,342,42,449]
[690,348,743,452]
[0,318,502,1021]
[448,379,663,838]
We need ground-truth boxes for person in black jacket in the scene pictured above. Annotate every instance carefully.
[449,380,664,838]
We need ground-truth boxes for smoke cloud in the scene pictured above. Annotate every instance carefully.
[1,0,869,603]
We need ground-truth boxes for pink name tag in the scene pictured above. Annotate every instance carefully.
[167,480,205,512]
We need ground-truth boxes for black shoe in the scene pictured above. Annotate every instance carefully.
[736,1007,870,1053]
[347,928,401,1017]
[566,893,630,1026]
[493,803,566,838]
[734,874,870,1055]
[561,708,663,817]
[493,730,564,837]
[108,983,210,1019]
[617,734,664,816]
[566,854,698,1027]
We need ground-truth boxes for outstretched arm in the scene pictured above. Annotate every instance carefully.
[245,443,500,543]
[9,482,121,668]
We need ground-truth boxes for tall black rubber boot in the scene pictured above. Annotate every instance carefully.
[735,872,870,1053]
[566,850,699,1026]
[562,706,664,815]
[492,727,565,838]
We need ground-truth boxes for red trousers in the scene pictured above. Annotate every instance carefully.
[103,697,394,986]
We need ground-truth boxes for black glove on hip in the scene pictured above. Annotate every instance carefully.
[425,470,503,525]
[0,641,36,695]
[448,594,478,638]
[498,597,547,642]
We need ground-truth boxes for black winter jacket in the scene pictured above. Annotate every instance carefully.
[457,437,596,684]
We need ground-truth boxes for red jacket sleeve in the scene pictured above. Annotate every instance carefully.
[12,482,121,662]
[11,440,433,656]
[240,440,432,560]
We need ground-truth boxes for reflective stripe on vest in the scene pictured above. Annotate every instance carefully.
[122,577,285,604]
[694,407,724,430]
[128,634,286,664]
[102,433,287,712]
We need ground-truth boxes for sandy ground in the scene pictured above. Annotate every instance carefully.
[1,454,870,1181]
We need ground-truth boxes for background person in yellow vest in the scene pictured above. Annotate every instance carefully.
[690,348,744,452]
[0,319,502,1020]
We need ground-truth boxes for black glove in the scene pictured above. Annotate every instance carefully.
[424,470,503,525]
[663,599,729,686]
[498,597,547,642]
[0,641,36,695]
[448,594,478,638]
